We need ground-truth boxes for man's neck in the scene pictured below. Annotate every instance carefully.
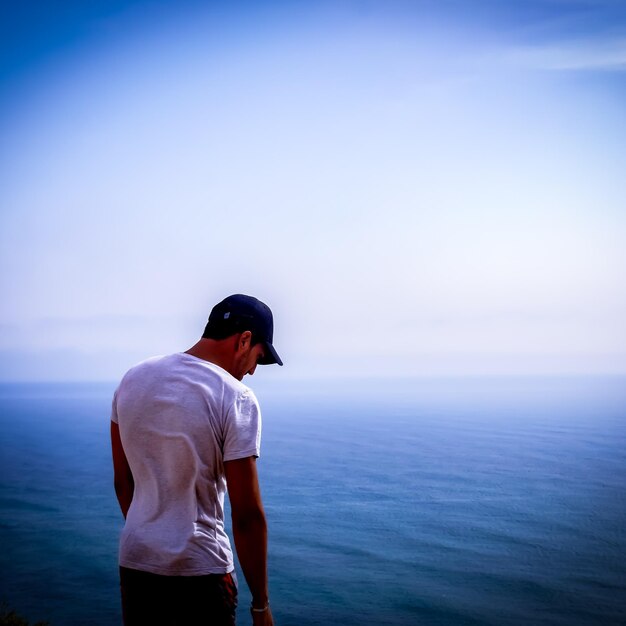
[185,338,235,375]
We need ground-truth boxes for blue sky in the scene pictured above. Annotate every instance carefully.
[1,0,625,381]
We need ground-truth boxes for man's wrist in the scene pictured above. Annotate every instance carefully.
[250,600,270,612]
[251,591,269,606]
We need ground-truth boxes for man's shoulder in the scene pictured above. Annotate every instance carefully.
[121,353,171,377]
[202,361,256,400]
[173,354,255,397]
[119,353,253,395]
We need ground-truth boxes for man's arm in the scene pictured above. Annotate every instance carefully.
[224,456,273,626]
[111,421,134,519]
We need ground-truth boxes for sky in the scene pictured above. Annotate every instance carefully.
[1,0,625,381]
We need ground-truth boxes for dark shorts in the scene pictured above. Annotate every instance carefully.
[119,566,238,626]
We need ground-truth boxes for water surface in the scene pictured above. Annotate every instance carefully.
[0,377,624,625]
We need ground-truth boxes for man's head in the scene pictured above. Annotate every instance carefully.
[201,294,283,379]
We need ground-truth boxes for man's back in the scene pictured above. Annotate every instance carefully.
[113,352,261,576]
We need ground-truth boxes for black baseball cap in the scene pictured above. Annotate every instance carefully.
[203,294,283,366]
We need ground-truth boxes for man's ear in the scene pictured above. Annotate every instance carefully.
[238,330,252,351]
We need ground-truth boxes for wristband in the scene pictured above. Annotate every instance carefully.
[251,602,270,613]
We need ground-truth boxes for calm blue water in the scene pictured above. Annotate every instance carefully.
[1,377,625,625]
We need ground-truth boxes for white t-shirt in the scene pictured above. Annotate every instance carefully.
[111,352,261,576]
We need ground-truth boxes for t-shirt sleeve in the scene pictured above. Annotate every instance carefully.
[111,387,119,424]
[223,388,261,462]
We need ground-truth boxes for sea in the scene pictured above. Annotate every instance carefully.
[0,376,625,625]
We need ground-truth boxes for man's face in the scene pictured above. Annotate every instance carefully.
[233,341,266,381]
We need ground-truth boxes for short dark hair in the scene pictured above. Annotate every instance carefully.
[202,318,262,345]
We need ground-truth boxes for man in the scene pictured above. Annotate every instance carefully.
[111,294,282,626]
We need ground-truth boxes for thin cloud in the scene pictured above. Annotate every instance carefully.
[506,36,626,71]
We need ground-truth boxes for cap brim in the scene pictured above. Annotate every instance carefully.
[258,342,283,366]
